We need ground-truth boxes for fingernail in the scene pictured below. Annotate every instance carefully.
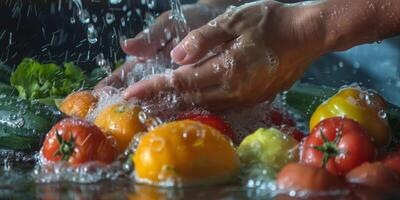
[134,32,145,40]
[171,45,187,63]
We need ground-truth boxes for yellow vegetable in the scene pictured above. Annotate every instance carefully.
[133,120,240,187]
[59,91,97,119]
[237,128,298,174]
[94,103,146,153]
[310,87,390,147]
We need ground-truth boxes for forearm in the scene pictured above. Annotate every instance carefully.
[197,0,256,8]
[319,0,400,51]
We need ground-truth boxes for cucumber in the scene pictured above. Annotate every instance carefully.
[0,95,64,151]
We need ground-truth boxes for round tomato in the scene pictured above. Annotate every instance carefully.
[266,107,296,127]
[346,162,400,190]
[276,163,346,192]
[94,103,146,154]
[301,117,376,175]
[42,118,117,165]
[59,91,98,119]
[279,126,305,142]
[133,120,240,186]
[382,151,400,174]
[179,113,237,143]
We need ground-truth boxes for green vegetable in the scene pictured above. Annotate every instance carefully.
[237,128,298,177]
[10,58,86,100]
[0,95,63,151]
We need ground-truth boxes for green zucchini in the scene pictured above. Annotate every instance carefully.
[0,95,64,151]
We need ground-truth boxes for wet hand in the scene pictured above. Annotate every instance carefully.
[123,1,329,110]
[120,4,226,59]
[95,3,226,91]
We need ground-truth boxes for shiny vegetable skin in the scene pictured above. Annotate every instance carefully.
[276,163,346,192]
[42,118,116,165]
[179,113,237,143]
[238,128,299,173]
[310,87,390,147]
[346,162,400,190]
[59,91,98,119]
[382,151,400,174]
[0,96,63,151]
[94,103,146,154]
[133,120,240,186]
[301,117,376,175]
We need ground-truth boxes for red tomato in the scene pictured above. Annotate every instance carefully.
[179,113,237,143]
[346,162,400,190]
[382,151,400,174]
[300,117,376,175]
[279,126,305,142]
[266,107,296,127]
[42,118,117,165]
[276,163,346,192]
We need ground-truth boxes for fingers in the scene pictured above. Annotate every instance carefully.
[122,75,172,100]
[121,13,174,58]
[122,54,224,101]
[171,19,236,65]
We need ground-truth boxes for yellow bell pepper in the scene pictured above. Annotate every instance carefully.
[310,87,390,147]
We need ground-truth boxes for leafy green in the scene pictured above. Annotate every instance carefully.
[10,58,86,100]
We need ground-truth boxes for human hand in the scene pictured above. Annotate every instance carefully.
[120,3,227,59]
[95,3,227,91]
[123,1,330,110]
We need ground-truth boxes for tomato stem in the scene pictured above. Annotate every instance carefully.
[53,131,75,161]
[312,128,343,169]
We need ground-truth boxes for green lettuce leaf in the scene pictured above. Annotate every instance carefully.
[10,58,86,100]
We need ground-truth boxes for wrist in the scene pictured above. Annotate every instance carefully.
[197,0,253,9]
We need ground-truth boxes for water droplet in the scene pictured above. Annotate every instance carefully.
[78,9,90,24]
[105,12,115,24]
[92,14,98,23]
[378,110,387,119]
[70,17,76,24]
[87,24,98,44]
[109,0,122,5]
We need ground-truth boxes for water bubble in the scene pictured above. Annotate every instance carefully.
[208,20,217,27]
[78,9,90,24]
[109,0,122,5]
[150,136,165,152]
[87,24,98,44]
[104,13,115,25]
[148,0,156,9]
[121,17,126,27]
[92,14,98,23]
[70,17,76,24]
[378,110,387,119]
